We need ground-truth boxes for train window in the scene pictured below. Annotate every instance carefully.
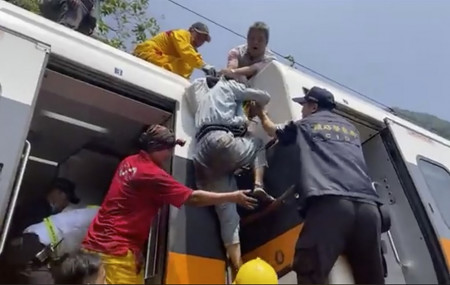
[418,158,450,228]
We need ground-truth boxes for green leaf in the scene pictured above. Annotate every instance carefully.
[6,0,160,52]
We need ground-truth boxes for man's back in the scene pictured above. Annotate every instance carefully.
[195,78,270,131]
[291,110,379,202]
[136,29,190,57]
[83,151,192,257]
[195,79,245,130]
[83,153,160,256]
[24,207,98,256]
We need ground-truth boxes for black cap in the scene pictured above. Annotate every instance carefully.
[190,22,211,42]
[292,86,336,109]
[52,178,79,204]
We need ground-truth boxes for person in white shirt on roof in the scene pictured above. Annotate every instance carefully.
[220,21,276,82]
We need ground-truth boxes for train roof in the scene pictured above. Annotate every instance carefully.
[2,0,449,148]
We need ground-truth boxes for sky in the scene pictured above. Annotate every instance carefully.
[149,0,450,120]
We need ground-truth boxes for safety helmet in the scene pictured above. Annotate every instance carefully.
[233,257,278,284]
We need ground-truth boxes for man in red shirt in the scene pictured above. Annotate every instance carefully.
[82,124,257,284]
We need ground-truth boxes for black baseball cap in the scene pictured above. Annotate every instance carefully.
[52,178,80,204]
[190,22,211,42]
[292,86,336,109]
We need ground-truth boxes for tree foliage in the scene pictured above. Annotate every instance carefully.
[393,107,450,140]
[97,0,160,51]
[6,0,40,14]
[6,0,160,52]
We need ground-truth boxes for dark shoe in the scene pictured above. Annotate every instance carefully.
[252,186,275,203]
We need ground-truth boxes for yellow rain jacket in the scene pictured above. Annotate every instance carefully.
[133,29,205,79]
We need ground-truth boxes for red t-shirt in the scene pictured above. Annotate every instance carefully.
[82,151,193,256]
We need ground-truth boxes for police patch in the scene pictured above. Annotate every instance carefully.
[311,122,359,144]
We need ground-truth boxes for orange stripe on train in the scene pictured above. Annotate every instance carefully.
[165,225,303,284]
[440,238,450,270]
[165,252,226,284]
[243,224,303,273]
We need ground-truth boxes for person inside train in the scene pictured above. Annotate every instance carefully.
[252,86,385,284]
[82,124,258,284]
[2,206,99,284]
[220,21,276,82]
[133,22,217,79]
[53,251,106,284]
[193,76,275,272]
[9,177,80,238]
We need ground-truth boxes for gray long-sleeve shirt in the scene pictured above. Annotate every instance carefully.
[194,78,271,131]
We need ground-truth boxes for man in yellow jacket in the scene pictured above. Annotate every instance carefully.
[133,22,216,79]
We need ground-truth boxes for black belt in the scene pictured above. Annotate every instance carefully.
[195,124,247,141]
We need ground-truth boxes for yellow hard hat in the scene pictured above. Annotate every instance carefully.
[233,257,278,284]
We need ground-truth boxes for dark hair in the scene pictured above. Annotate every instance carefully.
[53,251,103,284]
[247,21,270,43]
[51,178,75,193]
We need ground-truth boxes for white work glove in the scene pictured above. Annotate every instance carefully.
[201,64,217,77]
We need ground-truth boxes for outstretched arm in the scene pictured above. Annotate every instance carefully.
[186,190,257,209]
[225,47,275,79]
[227,80,271,106]
[258,110,278,137]
[136,169,257,210]
[170,30,205,69]
[256,107,298,144]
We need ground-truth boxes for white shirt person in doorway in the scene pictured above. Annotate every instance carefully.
[24,206,99,257]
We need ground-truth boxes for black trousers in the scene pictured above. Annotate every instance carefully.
[1,233,54,284]
[293,196,385,284]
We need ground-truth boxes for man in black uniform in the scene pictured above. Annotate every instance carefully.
[254,86,384,284]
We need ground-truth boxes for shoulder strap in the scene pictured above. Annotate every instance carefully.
[43,217,58,247]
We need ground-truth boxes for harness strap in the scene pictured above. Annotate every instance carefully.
[43,217,58,247]
[87,205,100,208]
[196,124,247,141]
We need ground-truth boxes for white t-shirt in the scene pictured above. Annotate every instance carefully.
[24,207,98,256]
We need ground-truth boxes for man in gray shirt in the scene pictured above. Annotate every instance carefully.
[193,76,274,271]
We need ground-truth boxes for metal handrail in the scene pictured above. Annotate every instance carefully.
[0,140,31,254]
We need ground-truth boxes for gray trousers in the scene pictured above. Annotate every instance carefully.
[39,0,96,35]
[193,130,265,246]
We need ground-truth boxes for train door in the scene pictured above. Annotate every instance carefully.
[384,118,450,284]
[0,26,49,254]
